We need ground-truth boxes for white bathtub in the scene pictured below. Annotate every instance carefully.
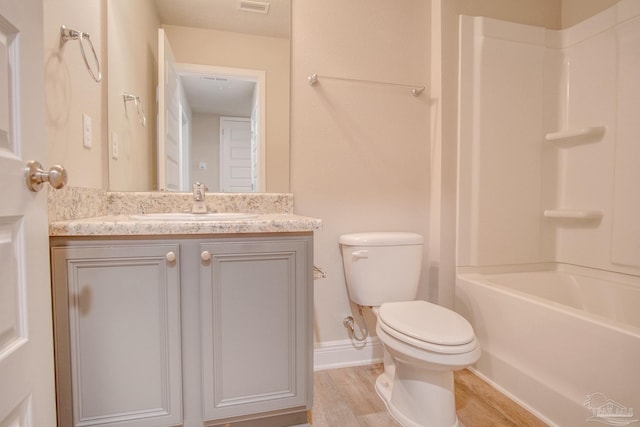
[455,265,640,427]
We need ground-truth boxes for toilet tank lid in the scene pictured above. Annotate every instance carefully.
[339,232,424,246]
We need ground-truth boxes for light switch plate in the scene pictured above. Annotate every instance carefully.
[82,113,92,149]
[111,131,119,160]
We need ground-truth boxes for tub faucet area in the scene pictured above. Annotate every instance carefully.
[191,182,208,213]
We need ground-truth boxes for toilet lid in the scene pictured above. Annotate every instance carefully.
[378,300,475,346]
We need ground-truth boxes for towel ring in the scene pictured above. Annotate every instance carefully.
[123,93,146,127]
[60,25,102,83]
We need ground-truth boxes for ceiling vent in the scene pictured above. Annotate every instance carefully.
[238,0,270,14]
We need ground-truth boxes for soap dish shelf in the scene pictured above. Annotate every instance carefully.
[543,209,603,220]
[545,126,605,146]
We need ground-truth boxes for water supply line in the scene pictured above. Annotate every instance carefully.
[343,305,368,342]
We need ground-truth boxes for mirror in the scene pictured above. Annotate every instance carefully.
[107,0,290,192]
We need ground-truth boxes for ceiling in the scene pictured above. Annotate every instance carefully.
[154,0,290,39]
[153,0,289,116]
[181,75,256,116]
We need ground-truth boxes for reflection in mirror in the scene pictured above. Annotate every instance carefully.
[107,0,290,192]
[157,28,266,192]
[177,67,265,193]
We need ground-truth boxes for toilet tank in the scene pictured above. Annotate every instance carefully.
[339,232,424,307]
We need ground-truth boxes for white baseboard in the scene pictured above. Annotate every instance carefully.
[313,338,383,371]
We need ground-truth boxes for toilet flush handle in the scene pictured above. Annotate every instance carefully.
[352,250,369,260]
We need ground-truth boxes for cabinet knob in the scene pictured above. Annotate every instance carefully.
[165,251,176,262]
[201,251,211,261]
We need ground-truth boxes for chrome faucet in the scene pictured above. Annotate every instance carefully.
[191,182,208,214]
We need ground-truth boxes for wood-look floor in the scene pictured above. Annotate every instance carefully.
[311,364,547,427]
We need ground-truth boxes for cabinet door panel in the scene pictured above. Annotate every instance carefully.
[52,244,182,427]
[218,255,293,397]
[200,239,308,421]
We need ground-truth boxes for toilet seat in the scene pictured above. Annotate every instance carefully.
[378,300,477,355]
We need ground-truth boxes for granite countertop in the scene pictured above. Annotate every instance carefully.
[49,213,322,236]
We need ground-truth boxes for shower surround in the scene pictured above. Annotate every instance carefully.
[455,1,640,425]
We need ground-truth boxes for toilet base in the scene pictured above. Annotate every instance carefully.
[374,368,460,427]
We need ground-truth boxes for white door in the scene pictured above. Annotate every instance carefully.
[0,1,57,426]
[180,105,190,188]
[157,28,182,191]
[220,117,252,192]
[250,99,259,191]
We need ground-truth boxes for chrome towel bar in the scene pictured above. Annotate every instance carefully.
[308,73,425,96]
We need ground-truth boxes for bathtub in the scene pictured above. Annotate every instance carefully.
[455,265,640,427]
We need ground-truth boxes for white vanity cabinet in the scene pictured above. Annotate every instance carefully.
[51,233,314,427]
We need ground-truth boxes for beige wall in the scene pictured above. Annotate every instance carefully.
[562,0,619,28]
[191,113,221,192]
[290,0,431,345]
[107,0,159,191]
[44,0,108,189]
[164,25,290,193]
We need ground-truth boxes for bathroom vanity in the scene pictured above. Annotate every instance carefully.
[48,194,321,427]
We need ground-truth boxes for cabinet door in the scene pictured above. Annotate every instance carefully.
[51,244,183,427]
[200,238,310,422]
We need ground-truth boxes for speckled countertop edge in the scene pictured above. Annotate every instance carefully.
[49,214,322,236]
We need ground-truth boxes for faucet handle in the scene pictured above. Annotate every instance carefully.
[191,182,208,213]
[193,181,208,191]
[193,182,207,200]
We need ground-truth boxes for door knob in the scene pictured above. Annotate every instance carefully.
[25,160,68,192]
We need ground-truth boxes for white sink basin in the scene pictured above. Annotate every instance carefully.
[130,212,258,221]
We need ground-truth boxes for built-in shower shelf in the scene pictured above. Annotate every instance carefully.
[545,126,605,145]
[543,209,603,220]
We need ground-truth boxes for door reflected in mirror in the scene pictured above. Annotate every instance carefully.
[158,58,266,192]
[107,0,290,193]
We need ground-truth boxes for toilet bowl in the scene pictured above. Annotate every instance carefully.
[374,301,480,427]
[340,232,480,427]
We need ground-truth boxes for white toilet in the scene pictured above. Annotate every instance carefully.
[340,232,480,427]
